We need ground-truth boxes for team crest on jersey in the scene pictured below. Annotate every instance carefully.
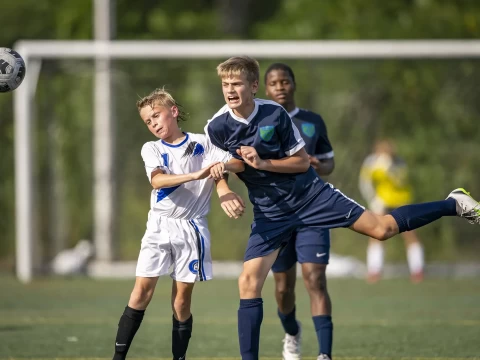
[301,123,315,138]
[259,125,275,141]
[182,141,204,158]
[189,260,199,274]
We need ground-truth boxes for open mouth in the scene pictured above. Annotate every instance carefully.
[156,127,163,134]
[227,95,240,104]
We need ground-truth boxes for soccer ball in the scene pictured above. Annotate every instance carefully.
[0,47,26,93]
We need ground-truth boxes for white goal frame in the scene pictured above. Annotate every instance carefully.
[13,39,480,282]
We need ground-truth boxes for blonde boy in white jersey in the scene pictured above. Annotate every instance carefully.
[112,89,245,360]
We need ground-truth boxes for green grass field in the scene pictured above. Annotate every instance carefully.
[0,275,479,359]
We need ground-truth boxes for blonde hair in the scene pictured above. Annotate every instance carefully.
[136,88,188,122]
[217,56,260,84]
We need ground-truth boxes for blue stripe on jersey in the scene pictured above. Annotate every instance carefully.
[156,185,180,203]
[190,220,206,281]
[161,133,189,148]
[161,153,169,167]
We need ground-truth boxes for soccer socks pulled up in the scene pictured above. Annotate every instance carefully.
[390,198,456,233]
[113,306,145,360]
[172,314,193,360]
[367,241,384,275]
[313,315,333,358]
[407,242,424,275]
[238,298,263,360]
[278,306,299,336]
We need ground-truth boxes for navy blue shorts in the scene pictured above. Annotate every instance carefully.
[244,183,365,262]
[271,227,330,273]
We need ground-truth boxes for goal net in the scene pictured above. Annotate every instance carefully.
[13,40,480,282]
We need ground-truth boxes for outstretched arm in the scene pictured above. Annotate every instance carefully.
[150,162,219,189]
[210,158,245,180]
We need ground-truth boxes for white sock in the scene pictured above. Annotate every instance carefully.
[407,242,424,274]
[367,241,384,274]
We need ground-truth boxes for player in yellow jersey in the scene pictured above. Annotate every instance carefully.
[359,140,424,283]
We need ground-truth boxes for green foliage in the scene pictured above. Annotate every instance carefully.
[1,0,479,264]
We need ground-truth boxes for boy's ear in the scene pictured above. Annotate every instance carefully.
[171,105,179,118]
[251,80,259,95]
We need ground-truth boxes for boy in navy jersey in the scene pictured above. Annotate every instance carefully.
[205,56,480,360]
[264,63,335,360]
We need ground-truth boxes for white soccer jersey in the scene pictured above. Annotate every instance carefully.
[141,132,232,219]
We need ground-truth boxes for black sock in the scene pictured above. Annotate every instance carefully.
[390,199,456,233]
[172,314,193,360]
[113,306,145,360]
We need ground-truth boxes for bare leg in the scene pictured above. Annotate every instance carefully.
[273,265,297,315]
[171,280,195,321]
[238,249,281,360]
[113,277,158,360]
[350,210,399,240]
[301,263,331,316]
[171,280,195,360]
[302,263,333,358]
[128,276,159,310]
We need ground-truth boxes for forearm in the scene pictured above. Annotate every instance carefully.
[260,156,309,173]
[151,173,195,189]
[215,176,232,197]
[224,159,244,173]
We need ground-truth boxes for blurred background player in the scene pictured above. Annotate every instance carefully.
[112,89,244,360]
[264,63,335,360]
[359,140,424,283]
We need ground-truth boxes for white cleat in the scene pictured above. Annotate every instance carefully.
[282,321,302,360]
[447,188,480,224]
[317,355,331,360]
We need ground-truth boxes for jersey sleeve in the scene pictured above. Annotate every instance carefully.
[204,135,232,163]
[141,142,166,182]
[205,120,228,152]
[278,109,305,156]
[314,116,334,160]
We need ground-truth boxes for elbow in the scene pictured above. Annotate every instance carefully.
[226,160,245,174]
[151,180,163,190]
[325,160,335,175]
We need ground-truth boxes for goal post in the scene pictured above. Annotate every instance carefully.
[13,39,480,283]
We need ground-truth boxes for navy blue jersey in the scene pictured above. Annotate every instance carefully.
[206,99,323,221]
[289,108,333,160]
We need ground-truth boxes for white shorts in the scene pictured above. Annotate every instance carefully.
[136,212,212,282]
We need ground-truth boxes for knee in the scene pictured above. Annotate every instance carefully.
[130,286,154,308]
[373,228,390,241]
[303,269,327,295]
[371,221,397,241]
[275,280,294,299]
[238,272,261,297]
[172,295,191,315]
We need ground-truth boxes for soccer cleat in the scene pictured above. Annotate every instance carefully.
[317,355,331,360]
[447,188,480,224]
[282,321,302,360]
